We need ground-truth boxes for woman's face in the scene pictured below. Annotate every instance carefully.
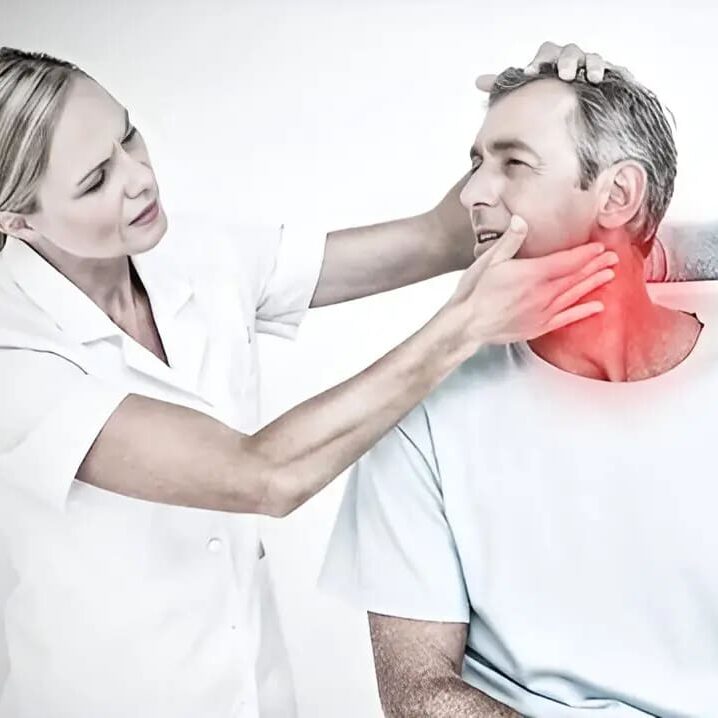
[28,74,167,259]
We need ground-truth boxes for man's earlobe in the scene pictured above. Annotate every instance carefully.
[596,162,647,231]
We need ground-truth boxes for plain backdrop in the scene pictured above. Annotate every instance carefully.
[2,0,717,715]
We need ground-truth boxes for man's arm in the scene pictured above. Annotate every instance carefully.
[369,613,520,718]
[649,223,718,281]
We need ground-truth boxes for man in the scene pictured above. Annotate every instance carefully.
[320,62,718,717]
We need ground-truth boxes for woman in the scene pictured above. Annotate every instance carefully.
[0,44,620,717]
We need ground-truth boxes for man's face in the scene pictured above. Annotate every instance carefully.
[460,79,601,259]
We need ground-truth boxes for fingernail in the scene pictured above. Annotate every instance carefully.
[509,215,524,231]
[524,64,537,74]
[606,251,619,265]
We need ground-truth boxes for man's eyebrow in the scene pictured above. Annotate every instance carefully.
[469,138,541,163]
[76,108,131,186]
[489,138,541,160]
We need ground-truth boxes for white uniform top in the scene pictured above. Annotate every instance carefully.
[0,214,326,718]
[321,282,718,718]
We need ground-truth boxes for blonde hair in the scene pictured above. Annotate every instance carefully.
[0,48,84,250]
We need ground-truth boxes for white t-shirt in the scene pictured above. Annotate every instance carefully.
[321,282,718,718]
[0,213,326,718]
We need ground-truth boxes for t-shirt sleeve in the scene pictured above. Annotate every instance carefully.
[254,223,327,339]
[318,406,470,623]
[0,349,129,511]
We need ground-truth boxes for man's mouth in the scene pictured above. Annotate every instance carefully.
[475,229,503,244]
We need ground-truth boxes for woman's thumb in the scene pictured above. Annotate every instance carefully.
[486,215,529,265]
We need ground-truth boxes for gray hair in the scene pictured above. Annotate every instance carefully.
[0,47,85,251]
[489,65,677,252]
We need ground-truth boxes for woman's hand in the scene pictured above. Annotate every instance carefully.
[448,214,618,346]
[476,41,633,92]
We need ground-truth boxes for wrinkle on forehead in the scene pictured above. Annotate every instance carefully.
[475,79,578,153]
[45,76,123,190]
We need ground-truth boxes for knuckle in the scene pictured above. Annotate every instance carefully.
[540,40,559,52]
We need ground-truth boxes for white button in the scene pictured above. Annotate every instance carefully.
[207,537,223,553]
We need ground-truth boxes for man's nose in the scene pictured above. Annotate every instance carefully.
[459,164,502,211]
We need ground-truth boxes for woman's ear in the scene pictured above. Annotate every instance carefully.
[0,212,42,243]
[595,160,647,231]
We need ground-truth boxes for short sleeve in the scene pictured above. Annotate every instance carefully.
[254,223,327,339]
[319,406,470,623]
[149,213,327,339]
[0,349,129,511]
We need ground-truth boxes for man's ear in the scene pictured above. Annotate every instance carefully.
[0,212,42,243]
[595,161,647,232]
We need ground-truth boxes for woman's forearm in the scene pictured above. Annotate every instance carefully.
[251,301,476,516]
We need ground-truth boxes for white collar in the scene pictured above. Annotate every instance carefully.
[2,235,194,345]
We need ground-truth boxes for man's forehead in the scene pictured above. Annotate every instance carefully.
[474,79,577,149]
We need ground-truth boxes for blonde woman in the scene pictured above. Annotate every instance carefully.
[0,43,692,718]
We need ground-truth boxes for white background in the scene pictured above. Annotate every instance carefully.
[2,0,717,715]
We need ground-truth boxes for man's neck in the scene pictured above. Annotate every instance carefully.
[529,235,701,382]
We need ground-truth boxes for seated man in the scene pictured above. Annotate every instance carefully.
[320,64,718,717]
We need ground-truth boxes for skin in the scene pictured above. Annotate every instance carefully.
[370,75,701,718]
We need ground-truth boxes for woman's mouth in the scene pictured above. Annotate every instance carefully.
[130,200,159,226]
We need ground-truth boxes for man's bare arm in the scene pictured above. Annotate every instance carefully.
[369,613,520,717]
[650,223,718,281]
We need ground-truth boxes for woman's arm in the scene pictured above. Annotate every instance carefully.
[78,225,615,516]
[310,175,474,307]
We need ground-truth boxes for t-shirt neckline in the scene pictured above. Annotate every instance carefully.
[515,311,706,388]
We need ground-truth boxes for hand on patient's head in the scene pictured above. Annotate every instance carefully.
[476,41,634,93]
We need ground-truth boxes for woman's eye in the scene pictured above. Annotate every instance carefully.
[122,126,138,144]
[85,170,105,194]
[470,159,482,173]
[507,158,528,167]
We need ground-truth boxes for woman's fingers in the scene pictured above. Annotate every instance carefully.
[540,300,605,335]
[484,215,529,264]
[528,242,615,281]
[584,53,606,83]
[475,73,497,92]
[524,40,562,74]
[477,42,623,94]
[546,249,619,294]
[556,43,585,80]
[547,267,616,315]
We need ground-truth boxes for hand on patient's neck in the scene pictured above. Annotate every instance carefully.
[529,233,702,382]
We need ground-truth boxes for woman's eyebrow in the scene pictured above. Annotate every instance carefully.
[75,108,130,186]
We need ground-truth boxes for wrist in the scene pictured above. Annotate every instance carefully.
[420,209,475,273]
[428,301,484,370]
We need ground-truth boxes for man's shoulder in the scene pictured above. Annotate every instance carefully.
[399,343,524,441]
[648,279,718,319]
